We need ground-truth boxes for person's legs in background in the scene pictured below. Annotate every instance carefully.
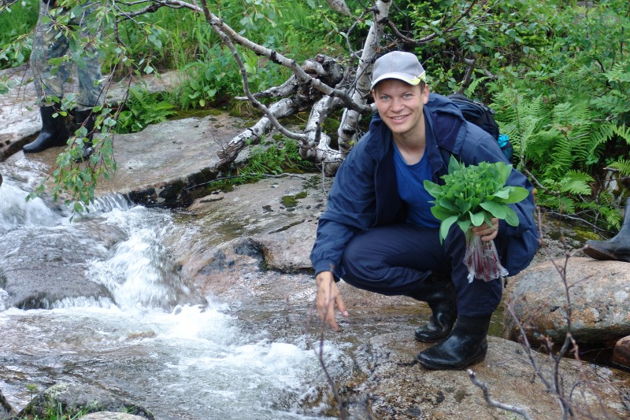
[584,197,630,262]
[23,2,71,153]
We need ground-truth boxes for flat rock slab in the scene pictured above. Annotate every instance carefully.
[174,177,630,419]
[13,112,247,207]
[344,332,630,419]
[79,413,149,420]
[0,66,183,161]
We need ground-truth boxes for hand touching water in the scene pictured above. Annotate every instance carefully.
[315,271,348,331]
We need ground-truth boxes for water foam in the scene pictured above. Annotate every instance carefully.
[0,179,65,233]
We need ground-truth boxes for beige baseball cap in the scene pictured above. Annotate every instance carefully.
[371,51,426,90]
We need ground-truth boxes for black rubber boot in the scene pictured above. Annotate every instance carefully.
[584,198,630,263]
[413,279,457,343]
[416,314,491,370]
[23,105,69,153]
[72,109,96,161]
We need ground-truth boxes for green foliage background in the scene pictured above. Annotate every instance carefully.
[0,0,628,229]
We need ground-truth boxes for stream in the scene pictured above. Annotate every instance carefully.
[0,159,341,419]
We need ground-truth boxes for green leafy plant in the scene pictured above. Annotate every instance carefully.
[115,88,176,133]
[424,156,529,242]
[239,135,316,180]
[0,0,37,69]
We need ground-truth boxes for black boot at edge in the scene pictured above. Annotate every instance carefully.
[584,197,630,263]
[23,106,69,153]
[72,108,96,162]
[413,279,457,343]
[416,314,491,370]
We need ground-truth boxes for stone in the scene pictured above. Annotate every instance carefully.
[79,412,148,420]
[16,111,249,208]
[340,332,630,420]
[503,258,630,345]
[18,383,153,419]
[0,226,118,309]
[613,336,630,370]
[177,175,327,291]
[0,388,13,420]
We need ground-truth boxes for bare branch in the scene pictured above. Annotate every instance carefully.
[467,369,534,420]
[317,325,349,419]
[235,76,298,100]
[198,0,306,144]
[192,2,368,114]
[337,0,393,153]
[216,97,300,164]
[386,0,480,46]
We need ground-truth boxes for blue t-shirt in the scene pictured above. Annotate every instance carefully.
[393,144,440,228]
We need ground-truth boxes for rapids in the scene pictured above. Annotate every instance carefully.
[0,163,340,419]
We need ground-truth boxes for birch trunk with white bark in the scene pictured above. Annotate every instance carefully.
[336,0,392,155]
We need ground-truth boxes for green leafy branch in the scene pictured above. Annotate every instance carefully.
[424,156,529,242]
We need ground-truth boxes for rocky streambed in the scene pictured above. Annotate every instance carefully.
[1,66,629,419]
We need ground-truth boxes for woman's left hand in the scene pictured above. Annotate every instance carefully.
[471,218,499,242]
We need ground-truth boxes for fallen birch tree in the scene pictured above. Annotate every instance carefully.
[110,0,479,175]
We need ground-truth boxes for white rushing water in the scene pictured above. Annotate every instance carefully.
[0,179,65,234]
[0,173,339,419]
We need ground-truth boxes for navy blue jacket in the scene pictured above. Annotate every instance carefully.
[310,93,539,277]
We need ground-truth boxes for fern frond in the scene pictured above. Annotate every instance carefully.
[558,170,593,195]
[545,136,575,176]
[607,159,630,176]
[464,76,490,98]
[612,124,630,145]
[604,62,630,83]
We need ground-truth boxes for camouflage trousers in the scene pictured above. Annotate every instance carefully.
[30,1,103,110]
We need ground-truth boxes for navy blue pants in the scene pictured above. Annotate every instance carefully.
[337,224,502,317]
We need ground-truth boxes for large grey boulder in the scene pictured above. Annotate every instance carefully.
[17,111,247,208]
[18,383,153,419]
[0,224,123,309]
[503,258,630,344]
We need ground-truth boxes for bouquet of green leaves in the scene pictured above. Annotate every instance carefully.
[423,156,530,282]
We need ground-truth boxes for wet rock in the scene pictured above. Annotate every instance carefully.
[253,218,317,272]
[0,388,13,419]
[341,332,630,419]
[18,382,153,419]
[0,227,115,309]
[503,258,630,345]
[20,112,247,208]
[613,336,630,370]
[177,175,327,289]
[79,412,148,420]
